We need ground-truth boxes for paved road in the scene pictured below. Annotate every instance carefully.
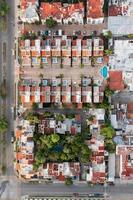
[0,0,21,199]
[112,91,133,104]
[20,182,133,200]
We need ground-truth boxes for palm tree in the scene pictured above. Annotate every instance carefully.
[104,49,113,56]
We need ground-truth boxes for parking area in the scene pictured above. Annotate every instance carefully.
[22,23,107,37]
[21,65,102,81]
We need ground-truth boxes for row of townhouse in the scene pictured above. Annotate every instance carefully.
[37,115,81,135]
[20,0,104,24]
[20,37,104,67]
[86,108,106,184]
[15,120,35,179]
[19,78,105,106]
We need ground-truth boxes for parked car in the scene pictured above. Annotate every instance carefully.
[11,132,15,143]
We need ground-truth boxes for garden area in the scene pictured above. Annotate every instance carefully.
[25,111,91,170]
[33,132,91,170]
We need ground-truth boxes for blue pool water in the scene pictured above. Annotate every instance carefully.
[100,66,108,79]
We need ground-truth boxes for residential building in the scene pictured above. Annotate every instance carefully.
[116,145,133,179]
[81,78,92,103]
[51,39,61,67]
[63,3,84,24]
[87,0,104,24]
[72,39,81,67]
[93,79,104,103]
[19,85,31,105]
[108,71,125,91]
[20,39,31,67]
[109,39,133,71]
[108,0,133,35]
[40,79,51,103]
[42,162,80,181]
[41,39,51,67]
[20,0,39,23]
[40,2,62,24]
[51,79,61,103]
[61,79,71,103]
[71,80,81,103]
[86,136,106,184]
[109,0,133,16]
[82,39,92,66]
[40,2,84,24]
[93,37,104,57]
[15,120,35,179]
[61,38,71,67]
[88,108,105,134]
[31,39,41,67]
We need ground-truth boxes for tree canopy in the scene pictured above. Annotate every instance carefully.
[46,17,57,28]
[65,177,73,186]
[101,124,115,140]
[0,1,9,17]
[0,118,8,134]
[33,133,91,169]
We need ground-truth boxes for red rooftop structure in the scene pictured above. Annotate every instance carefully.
[108,71,125,91]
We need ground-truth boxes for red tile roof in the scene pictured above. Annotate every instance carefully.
[109,5,122,16]
[40,2,84,20]
[88,0,104,18]
[109,71,125,91]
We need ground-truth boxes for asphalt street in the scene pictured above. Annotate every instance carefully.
[20,182,133,200]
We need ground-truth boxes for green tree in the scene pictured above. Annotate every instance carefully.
[26,113,39,124]
[0,79,7,99]
[32,103,38,109]
[65,177,73,186]
[33,162,40,171]
[105,140,116,153]
[104,49,113,56]
[55,114,65,122]
[80,154,89,163]
[0,118,8,134]
[46,17,57,28]
[128,34,133,39]
[104,30,112,38]
[51,133,60,143]
[0,1,9,17]
[35,151,46,164]
[63,145,71,154]
[101,125,115,139]
[105,86,113,97]
[49,152,59,161]
[60,153,68,161]
[81,144,91,155]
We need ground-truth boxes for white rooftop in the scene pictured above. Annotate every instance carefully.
[109,39,133,71]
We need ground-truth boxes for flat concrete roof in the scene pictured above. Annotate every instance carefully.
[108,16,133,35]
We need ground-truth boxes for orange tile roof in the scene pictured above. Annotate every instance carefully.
[88,0,104,18]
[31,50,40,57]
[21,95,26,104]
[40,2,62,19]
[30,95,35,103]
[40,2,84,20]
[16,130,22,139]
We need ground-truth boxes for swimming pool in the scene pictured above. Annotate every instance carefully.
[100,66,108,79]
